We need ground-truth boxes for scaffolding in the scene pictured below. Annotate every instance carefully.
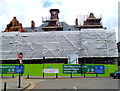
[1,30,118,60]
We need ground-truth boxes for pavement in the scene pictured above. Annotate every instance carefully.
[0,76,47,91]
[1,77,30,91]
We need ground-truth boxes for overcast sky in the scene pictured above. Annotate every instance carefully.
[0,0,119,41]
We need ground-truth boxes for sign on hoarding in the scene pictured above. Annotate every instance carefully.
[94,66,104,74]
[63,65,81,74]
[82,65,104,74]
[68,54,78,64]
[63,65,104,74]
[43,69,59,73]
[82,65,95,74]
[0,65,24,74]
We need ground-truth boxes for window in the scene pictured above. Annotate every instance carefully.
[52,11,56,14]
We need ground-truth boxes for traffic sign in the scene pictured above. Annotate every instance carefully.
[18,52,23,59]
[15,65,24,73]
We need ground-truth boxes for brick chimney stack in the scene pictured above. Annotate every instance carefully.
[4,16,26,32]
[31,20,35,29]
[12,17,19,26]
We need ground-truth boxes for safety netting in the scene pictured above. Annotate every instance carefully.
[0,29,118,60]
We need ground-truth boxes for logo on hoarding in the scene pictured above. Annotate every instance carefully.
[68,54,78,64]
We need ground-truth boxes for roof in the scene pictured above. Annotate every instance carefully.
[23,27,38,32]
[23,22,77,32]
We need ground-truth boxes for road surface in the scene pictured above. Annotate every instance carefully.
[32,77,119,90]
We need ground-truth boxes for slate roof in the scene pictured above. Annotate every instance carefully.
[23,22,77,32]
[23,27,38,32]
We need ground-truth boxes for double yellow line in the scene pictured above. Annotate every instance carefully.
[25,82,35,90]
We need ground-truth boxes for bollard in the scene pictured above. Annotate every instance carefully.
[70,73,72,78]
[83,73,85,77]
[1,73,3,78]
[27,73,29,79]
[18,72,21,88]
[43,73,44,78]
[56,73,58,78]
[4,82,7,91]
[12,73,14,78]
[96,73,98,77]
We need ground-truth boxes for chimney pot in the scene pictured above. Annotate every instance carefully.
[75,18,78,26]
[31,20,35,29]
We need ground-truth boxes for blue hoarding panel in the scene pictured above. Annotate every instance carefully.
[15,65,24,73]
[94,66,104,74]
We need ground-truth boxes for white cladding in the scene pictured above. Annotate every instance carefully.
[1,30,118,60]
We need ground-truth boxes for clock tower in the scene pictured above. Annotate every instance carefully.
[42,9,63,31]
[50,9,59,19]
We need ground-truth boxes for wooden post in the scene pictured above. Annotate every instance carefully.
[84,72,85,77]
[96,73,98,77]
[27,73,29,79]
[56,73,58,78]
[1,73,3,78]
[70,73,72,78]
[12,73,14,78]
[43,72,44,78]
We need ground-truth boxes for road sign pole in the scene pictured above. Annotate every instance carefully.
[18,52,23,88]
[18,63,21,88]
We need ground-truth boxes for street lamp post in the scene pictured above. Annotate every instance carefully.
[18,52,23,88]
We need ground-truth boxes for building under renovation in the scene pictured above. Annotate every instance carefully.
[1,9,119,64]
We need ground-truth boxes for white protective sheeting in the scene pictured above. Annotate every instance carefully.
[1,30,118,60]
